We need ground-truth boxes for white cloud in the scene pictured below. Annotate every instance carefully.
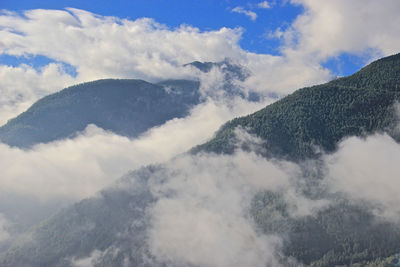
[232,6,258,21]
[258,1,271,9]
[61,142,327,266]
[140,128,332,266]
[324,134,400,221]
[0,63,77,125]
[0,95,266,201]
[0,8,242,82]
[280,0,400,61]
[243,52,331,95]
[146,150,303,267]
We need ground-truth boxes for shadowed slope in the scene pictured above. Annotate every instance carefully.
[0,79,200,148]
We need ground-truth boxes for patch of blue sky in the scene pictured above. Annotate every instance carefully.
[322,53,370,77]
[235,2,304,55]
[0,54,78,77]
[0,54,53,68]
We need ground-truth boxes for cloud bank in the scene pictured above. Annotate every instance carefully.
[143,146,307,267]
[0,96,266,201]
[143,130,400,266]
[48,126,400,267]
[283,0,400,61]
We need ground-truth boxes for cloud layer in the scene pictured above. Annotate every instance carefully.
[146,152,288,266]
[143,130,400,266]
[0,96,266,201]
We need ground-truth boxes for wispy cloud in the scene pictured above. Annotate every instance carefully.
[231,6,258,21]
[257,1,271,9]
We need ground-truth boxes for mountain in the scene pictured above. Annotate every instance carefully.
[184,59,261,101]
[2,54,400,266]
[0,79,200,148]
[194,53,400,160]
[0,60,255,255]
[0,59,257,149]
[184,59,250,82]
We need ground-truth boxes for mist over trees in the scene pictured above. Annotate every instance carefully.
[1,54,400,266]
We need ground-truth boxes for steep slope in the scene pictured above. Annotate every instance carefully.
[2,54,400,266]
[194,53,400,160]
[0,79,200,148]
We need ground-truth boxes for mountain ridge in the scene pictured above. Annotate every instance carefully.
[194,53,400,160]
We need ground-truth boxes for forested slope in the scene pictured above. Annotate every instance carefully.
[195,53,400,160]
[0,79,200,147]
